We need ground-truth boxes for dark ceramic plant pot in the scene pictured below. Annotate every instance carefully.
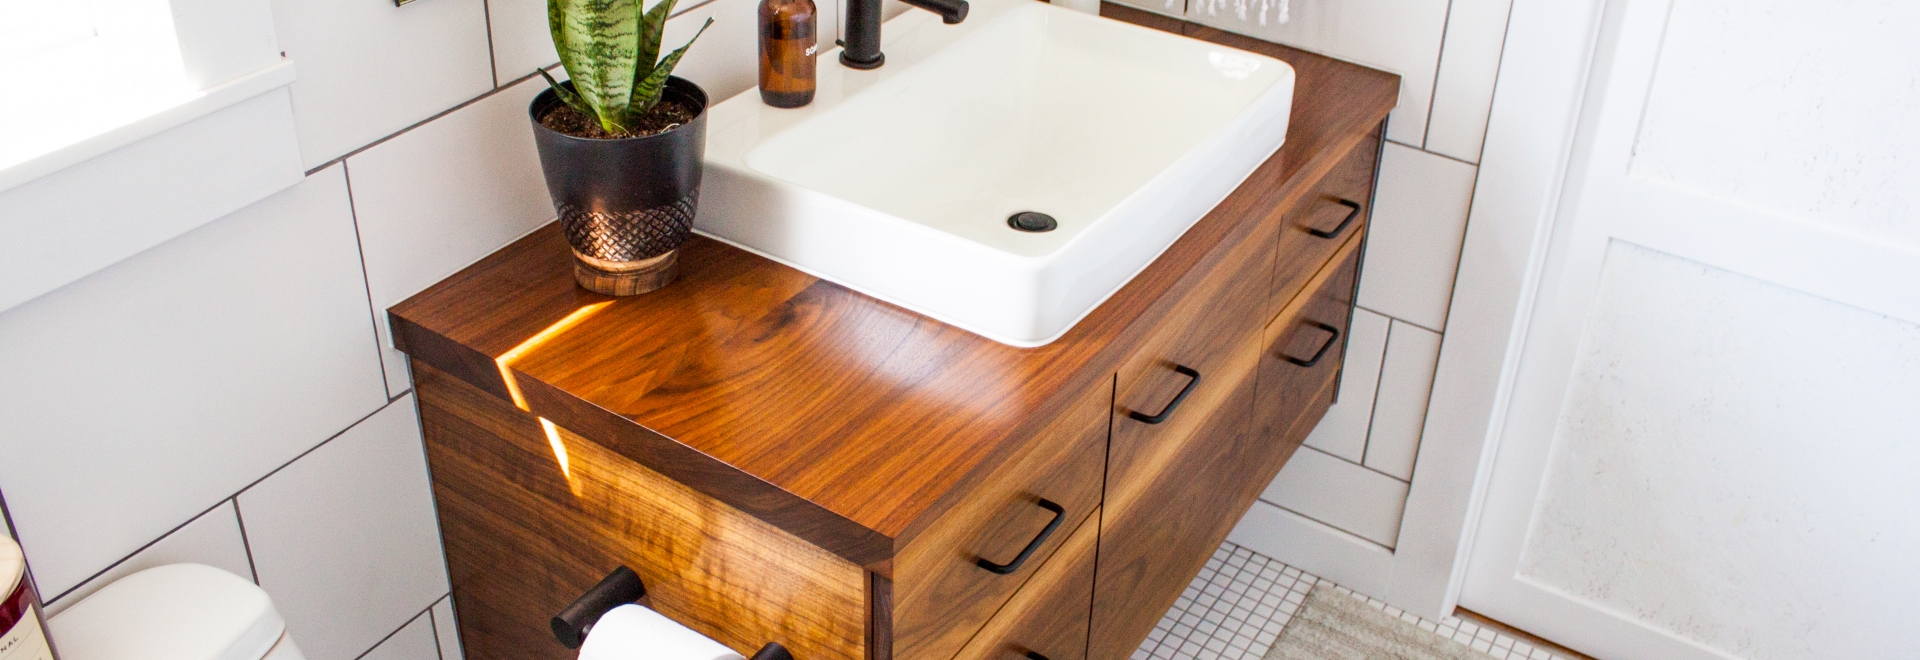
[530,77,709,296]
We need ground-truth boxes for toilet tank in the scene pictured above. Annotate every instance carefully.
[48,564,304,660]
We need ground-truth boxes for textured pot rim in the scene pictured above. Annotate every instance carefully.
[529,76,710,143]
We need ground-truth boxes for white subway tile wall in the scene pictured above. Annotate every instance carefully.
[1361,320,1442,480]
[487,0,564,82]
[1299,308,1390,464]
[432,597,465,660]
[1261,446,1410,548]
[1177,0,1448,146]
[346,75,556,395]
[1135,542,1584,660]
[0,166,387,597]
[270,0,495,168]
[362,612,446,660]
[664,0,770,102]
[1424,0,1516,161]
[239,396,449,660]
[42,502,255,616]
[1354,144,1478,331]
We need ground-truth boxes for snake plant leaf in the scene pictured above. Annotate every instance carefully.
[633,17,713,115]
[634,0,677,88]
[537,68,593,117]
[550,0,643,132]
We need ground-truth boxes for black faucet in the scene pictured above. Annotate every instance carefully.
[839,0,969,69]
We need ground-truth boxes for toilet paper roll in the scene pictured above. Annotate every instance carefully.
[579,604,746,660]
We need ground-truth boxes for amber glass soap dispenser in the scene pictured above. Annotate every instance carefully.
[759,0,817,107]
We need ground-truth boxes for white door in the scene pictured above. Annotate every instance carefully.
[1458,0,1920,659]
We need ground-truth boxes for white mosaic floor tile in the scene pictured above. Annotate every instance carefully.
[1133,541,1585,660]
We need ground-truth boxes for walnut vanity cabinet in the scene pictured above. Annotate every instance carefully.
[388,13,1395,660]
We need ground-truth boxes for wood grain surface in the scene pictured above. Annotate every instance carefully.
[1267,123,1381,324]
[1259,235,1363,443]
[417,362,868,660]
[892,377,1110,660]
[1090,234,1360,660]
[387,3,1397,571]
[1093,332,1265,660]
[950,511,1101,660]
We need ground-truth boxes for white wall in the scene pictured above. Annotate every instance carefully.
[1102,0,1517,616]
[0,0,773,658]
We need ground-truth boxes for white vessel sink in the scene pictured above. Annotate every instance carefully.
[697,0,1294,346]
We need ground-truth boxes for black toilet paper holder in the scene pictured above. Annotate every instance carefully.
[552,566,795,660]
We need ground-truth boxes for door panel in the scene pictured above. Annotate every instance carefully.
[1459,1,1920,658]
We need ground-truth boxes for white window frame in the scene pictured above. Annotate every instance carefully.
[0,0,303,315]
[0,0,295,191]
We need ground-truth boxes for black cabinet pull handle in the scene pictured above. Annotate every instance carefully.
[976,498,1067,575]
[1026,653,1051,660]
[1127,364,1201,424]
[1283,322,1342,367]
[1306,199,1362,239]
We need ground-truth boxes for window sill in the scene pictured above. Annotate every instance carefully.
[0,52,297,195]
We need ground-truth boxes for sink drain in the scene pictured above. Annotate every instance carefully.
[1008,211,1057,233]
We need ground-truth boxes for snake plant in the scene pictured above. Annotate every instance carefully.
[540,0,713,135]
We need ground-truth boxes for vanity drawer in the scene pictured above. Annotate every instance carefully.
[1267,128,1379,324]
[951,509,1099,660]
[893,377,1111,660]
[1108,197,1278,508]
[1256,232,1362,444]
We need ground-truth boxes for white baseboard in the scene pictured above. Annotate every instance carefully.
[1227,499,1395,597]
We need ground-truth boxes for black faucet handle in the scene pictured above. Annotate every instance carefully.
[903,0,969,23]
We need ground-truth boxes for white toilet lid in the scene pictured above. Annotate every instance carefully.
[48,564,286,660]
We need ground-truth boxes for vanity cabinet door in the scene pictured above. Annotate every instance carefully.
[1255,234,1361,445]
[892,378,1111,660]
[1267,129,1380,325]
[1091,334,1262,660]
[1091,215,1278,660]
[950,509,1100,660]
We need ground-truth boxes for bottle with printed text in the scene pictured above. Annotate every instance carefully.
[1,537,56,660]
[758,0,818,108]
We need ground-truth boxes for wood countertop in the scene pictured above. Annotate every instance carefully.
[388,8,1397,574]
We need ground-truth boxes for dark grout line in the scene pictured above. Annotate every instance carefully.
[1421,0,1460,150]
[51,394,413,605]
[1263,499,1397,553]
[1299,443,1411,486]
[427,596,447,660]
[233,398,399,499]
[482,0,501,89]
[352,603,439,660]
[1385,138,1481,168]
[45,496,242,605]
[295,0,740,180]
[301,66,553,178]
[340,161,396,401]
[1357,305,1442,335]
[1356,314,1395,466]
[47,396,405,604]
[233,503,261,584]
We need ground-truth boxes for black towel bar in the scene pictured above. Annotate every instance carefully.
[551,565,794,660]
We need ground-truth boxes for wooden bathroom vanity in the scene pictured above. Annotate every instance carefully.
[389,12,1395,660]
